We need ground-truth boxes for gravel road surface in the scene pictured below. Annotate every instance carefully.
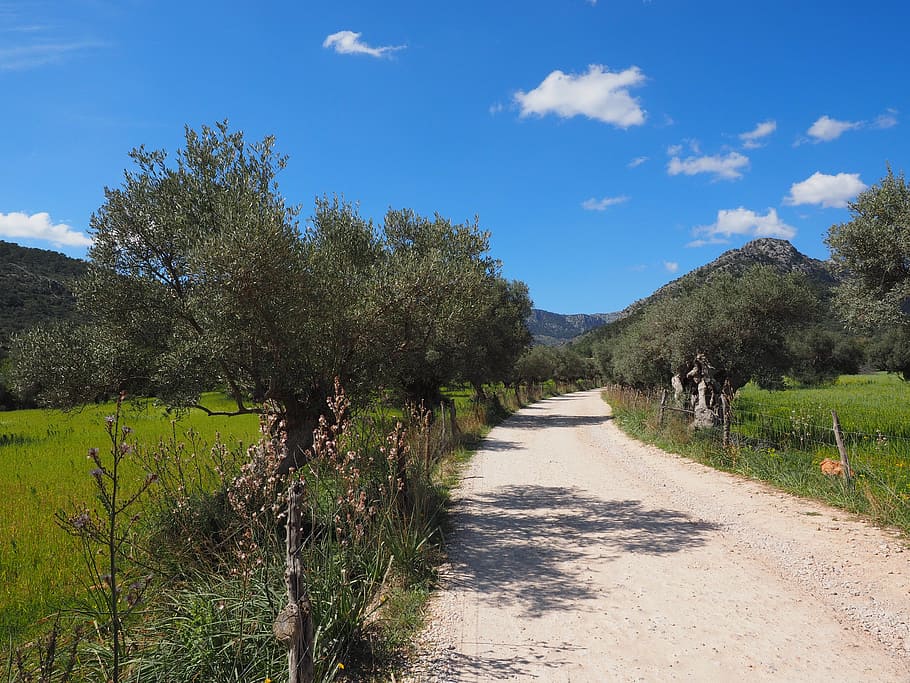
[404,389,910,682]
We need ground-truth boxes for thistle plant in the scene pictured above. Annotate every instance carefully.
[56,392,156,683]
[310,380,378,544]
[225,402,287,580]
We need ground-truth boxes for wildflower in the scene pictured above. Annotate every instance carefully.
[337,663,345,670]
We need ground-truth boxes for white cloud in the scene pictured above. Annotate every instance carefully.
[0,211,92,247]
[514,64,647,128]
[740,119,776,148]
[667,151,750,181]
[628,156,648,168]
[663,261,679,273]
[489,102,504,116]
[784,171,867,209]
[666,144,683,156]
[322,30,405,58]
[689,207,795,246]
[807,115,862,142]
[873,108,899,129]
[582,195,629,211]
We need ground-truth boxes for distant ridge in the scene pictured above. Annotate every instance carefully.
[527,309,621,346]
[619,238,836,319]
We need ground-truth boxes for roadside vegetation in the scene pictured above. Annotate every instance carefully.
[603,373,910,534]
[2,379,585,681]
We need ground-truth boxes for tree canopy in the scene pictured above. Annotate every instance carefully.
[826,166,910,331]
[12,122,531,458]
[600,265,822,390]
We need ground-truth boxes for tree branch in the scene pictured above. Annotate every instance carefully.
[192,403,261,417]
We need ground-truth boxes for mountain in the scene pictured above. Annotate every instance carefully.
[619,238,836,319]
[572,238,838,352]
[527,309,621,346]
[0,241,86,357]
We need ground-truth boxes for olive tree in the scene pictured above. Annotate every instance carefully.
[826,167,910,375]
[826,166,910,329]
[376,208,522,405]
[13,123,387,462]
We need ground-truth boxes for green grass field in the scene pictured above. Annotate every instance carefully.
[737,373,910,437]
[0,394,260,641]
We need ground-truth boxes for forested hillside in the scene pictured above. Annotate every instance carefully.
[0,240,85,356]
[573,238,861,389]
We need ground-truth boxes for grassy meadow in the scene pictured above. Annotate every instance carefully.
[0,394,260,641]
[605,373,910,535]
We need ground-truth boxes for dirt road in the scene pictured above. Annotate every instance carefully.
[406,390,910,682]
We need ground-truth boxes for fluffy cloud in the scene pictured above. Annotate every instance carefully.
[627,156,648,168]
[784,172,867,209]
[0,211,92,247]
[514,65,647,128]
[581,195,629,211]
[322,30,404,58]
[667,151,749,181]
[807,115,862,142]
[663,261,679,273]
[739,119,776,149]
[689,207,795,246]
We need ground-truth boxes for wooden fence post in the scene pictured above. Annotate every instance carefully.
[274,479,315,683]
[721,393,732,448]
[658,389,667,427]
[831,410,854,484]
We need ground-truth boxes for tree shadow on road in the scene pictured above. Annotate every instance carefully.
[503,413,611,430]
[447,485,718,619]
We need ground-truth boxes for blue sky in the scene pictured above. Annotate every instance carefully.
[1,1,908,313]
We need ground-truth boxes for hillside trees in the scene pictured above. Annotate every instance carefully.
[605,266,821,390]
[826,166,910,376]
[12,122,530,462]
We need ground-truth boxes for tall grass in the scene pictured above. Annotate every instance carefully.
[0,395,259,642]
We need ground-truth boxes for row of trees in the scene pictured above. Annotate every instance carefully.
[11,122,533,461]
[580,266,862,391]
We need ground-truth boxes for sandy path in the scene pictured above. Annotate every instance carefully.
[406,389,910,682]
